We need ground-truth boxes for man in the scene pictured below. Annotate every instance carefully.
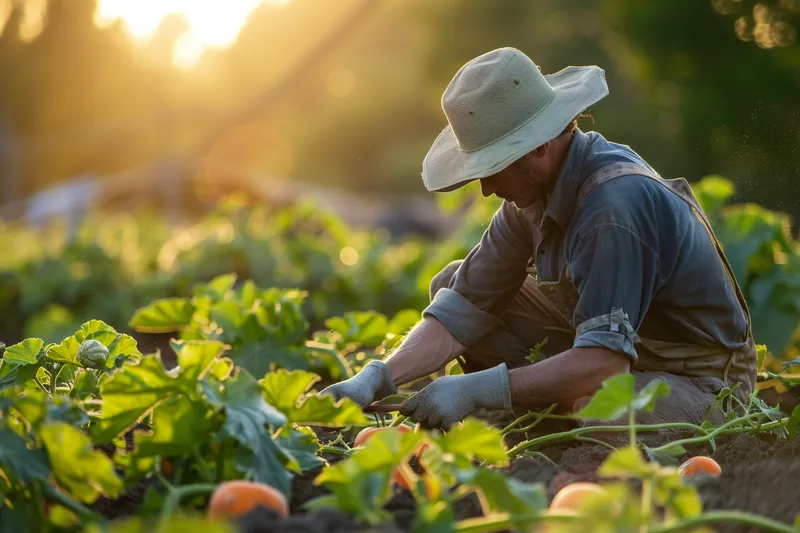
[321,47,757,429]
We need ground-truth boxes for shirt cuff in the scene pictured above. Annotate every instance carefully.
[422,288,505,347]
[573,330,639,363]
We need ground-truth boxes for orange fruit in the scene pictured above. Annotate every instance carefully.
[678,456,721,477]
[207,480,288,520]
[549,482,606,511]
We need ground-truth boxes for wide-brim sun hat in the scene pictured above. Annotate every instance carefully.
[422,47,609,192]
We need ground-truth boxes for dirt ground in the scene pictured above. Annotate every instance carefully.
[92,405,800,533]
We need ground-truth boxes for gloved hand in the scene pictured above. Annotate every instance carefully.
[319,360,397,410]
[399,363,512,429]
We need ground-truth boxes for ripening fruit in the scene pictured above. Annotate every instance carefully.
[207,480,289,520]
[549,482,607,511]
[678,456,722,477]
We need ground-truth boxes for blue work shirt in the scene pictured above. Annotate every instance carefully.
[423,129,749,363]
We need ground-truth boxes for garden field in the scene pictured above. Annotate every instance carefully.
[1,176,799,533]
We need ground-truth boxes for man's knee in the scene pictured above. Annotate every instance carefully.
[429,260,463,302]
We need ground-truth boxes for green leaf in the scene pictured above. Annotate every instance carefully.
[41,421,123,503]
[203,368,291,496]
[787,405,800,440]
[0,427,50,483]
[90,516,236,533]
[3,338,43,365]
[458,466,546,521]
[193,273,238,300]
[46,336,80,365]
[92,355,184,443]
[229,338,309,378]
[170,339,227,382]
[630,378,671,412]
[278,425,325,472]
[757,344,770,372]
[445,359,463,376]
[525,337,549,364]
[135,396,216,456]
[691,175,735,214]
[577,374,670,421]
[129,298,196,333]
[388,309,421,335]
[311,428,422,524]
[643,443,685,466]
[412,501,455,533]
[437,418,508,466]
[598,446,656,479]
[262,369,367,426]
[325,311,390,347]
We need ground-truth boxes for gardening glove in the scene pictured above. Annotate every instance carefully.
[399,363,512,429]
[319,360,397,410]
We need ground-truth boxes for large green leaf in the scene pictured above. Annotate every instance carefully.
[412,501,455,533]
[170,339,227,382]
[135,396,216,457]
[325,311,390,347]
[310,428,422,524]
[3,338,43,365]
[47,321,140,366]
[576,374,670,421]
[92,356,185,443]
[278,425,325,472]
[261,369,367,426]
[41,422,123,503]
[192,273,238,300]
[229,338,309,378]
[129,298,196,333]
[0,427,50,483]
[437,418,508,466]
[202,369,291,496]
[457,466,546,528]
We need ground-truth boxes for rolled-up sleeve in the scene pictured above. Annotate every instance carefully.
[569,224,664,363]
[423,201,533,346]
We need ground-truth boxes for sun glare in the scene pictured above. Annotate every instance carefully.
[94,0,292,69]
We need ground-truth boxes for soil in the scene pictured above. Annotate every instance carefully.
[92,408,800,533]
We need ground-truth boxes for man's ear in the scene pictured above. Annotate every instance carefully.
[531,141,550,159]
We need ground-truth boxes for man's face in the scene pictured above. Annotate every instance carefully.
[479,154,549,209]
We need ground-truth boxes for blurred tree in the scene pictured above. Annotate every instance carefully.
[601,0,800,218]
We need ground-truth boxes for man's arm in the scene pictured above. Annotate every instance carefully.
[508,346,630,410]
[385,317,466,386]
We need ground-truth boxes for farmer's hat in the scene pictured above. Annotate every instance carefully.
[422,47,609,192]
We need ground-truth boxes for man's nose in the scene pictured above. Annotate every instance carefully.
[480,178,497,198]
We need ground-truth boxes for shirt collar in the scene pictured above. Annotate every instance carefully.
[540,128,593,232]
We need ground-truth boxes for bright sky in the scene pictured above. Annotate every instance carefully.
[94,0,292,69]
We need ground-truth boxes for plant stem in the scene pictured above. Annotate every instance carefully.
[646,511,798,533]
[648,413,764,454]
[454,512,583,533]
[507,422,704,459]
[42,483,99,523]
[390,415,409,427]
[629,408,636,445]
[156,483,217,532]
[502,404,557,436]
[193,447,215,482]
[640,478,652,533]
[321,445,349,455]
[49,367,59,397]
[574,436,617,452]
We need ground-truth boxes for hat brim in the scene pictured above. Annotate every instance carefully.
[422,65,608,192]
